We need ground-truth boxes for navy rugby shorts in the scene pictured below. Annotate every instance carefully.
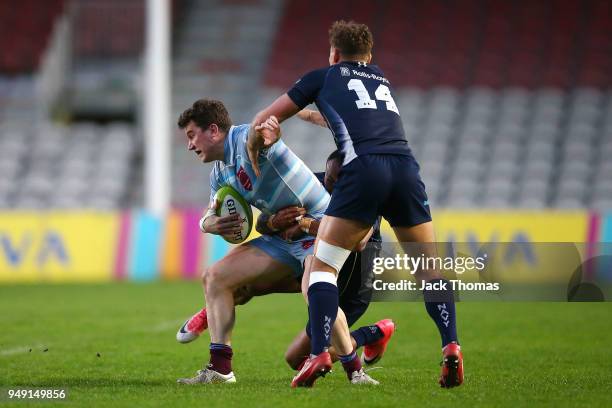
[325,154,432,227]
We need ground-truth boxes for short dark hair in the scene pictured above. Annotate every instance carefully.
[327,150,344,163]
[177,99,232,132]
[328,20,373,59]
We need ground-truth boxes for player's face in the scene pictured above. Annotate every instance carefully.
[324,158,342,193]
[184,121,222,163]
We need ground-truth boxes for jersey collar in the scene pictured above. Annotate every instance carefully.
[222,125,237,166]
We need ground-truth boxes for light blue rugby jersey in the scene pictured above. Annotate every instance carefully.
[209,124,330,219]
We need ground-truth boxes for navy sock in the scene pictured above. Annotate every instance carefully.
[307,281,338,355]
[423,279,459,347]
[351,325,384,349]
[209,343,233,375]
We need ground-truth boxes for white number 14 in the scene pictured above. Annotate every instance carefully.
[347,79,399,115]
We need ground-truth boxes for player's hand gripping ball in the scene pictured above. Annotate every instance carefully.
[215,186,253,244]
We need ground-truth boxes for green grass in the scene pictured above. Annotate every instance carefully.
[1,282,611,407]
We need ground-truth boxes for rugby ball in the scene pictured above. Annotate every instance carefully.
[215,186,253,244]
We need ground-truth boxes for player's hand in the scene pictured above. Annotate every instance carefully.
[269,206,306,231]
[298,216,318,236]
[248,116,281,177]
[202,200,242,236]
[279,224,307,241]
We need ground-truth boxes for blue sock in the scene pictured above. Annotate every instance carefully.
[423,279,459,347]
[307,281,338,355]
[351,325,384,348]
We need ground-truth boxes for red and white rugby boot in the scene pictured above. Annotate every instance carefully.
[439,342,463,388]
[291,352,332,388]
[361,319,396,365]
[176,307,208,344]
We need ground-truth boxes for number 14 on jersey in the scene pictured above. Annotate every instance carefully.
[347,79,399,115]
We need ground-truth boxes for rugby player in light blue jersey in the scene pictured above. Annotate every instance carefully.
[174,99,378,385]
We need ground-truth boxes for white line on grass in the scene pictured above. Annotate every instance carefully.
[0,344,47,357]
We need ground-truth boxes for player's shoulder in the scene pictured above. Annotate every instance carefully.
[295,66,332,85]
[230,124,250,144]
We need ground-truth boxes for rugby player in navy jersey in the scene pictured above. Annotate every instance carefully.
[249,21,463,388]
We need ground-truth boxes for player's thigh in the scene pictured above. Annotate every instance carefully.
[208,244,294,290]
[311,216,371,272]
[316,215,371,250]
[392,221,436,243]
[247,274,301,296]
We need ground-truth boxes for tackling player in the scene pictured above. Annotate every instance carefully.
[175,99,382,385]
[248,21,463,388]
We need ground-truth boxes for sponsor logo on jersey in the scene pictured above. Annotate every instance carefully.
[351,69,390,83]
[237,166,252,191]
[340,66,351,76]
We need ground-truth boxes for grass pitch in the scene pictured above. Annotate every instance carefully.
[1,282,611,407]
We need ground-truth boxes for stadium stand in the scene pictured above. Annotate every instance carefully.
[171,0,284,207]
[0,0,141,209]
[261,0,612,210]
[0,0,65,74]
[0,0,610,211]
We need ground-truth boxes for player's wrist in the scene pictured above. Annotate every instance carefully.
[299,217,317,235]
[266,214,280,232]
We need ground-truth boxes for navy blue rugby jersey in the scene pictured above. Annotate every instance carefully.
[287,61,412,165]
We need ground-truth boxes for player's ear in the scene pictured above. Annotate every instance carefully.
[329,46,341,65]
[209,123,223,140]
[366,53,372,63]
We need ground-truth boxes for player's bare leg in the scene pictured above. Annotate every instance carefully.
[178,244,295,385]
[204,244,295,345]
[293,216,378,386]
[177,266,300,344]
[392,221,463,388]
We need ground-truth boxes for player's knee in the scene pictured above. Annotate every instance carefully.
[205,263,227,291]
[313,240,351,274]
[200,267,209,287]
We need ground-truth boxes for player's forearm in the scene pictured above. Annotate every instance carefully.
[252,94,300,126]
[255,214,278,236]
